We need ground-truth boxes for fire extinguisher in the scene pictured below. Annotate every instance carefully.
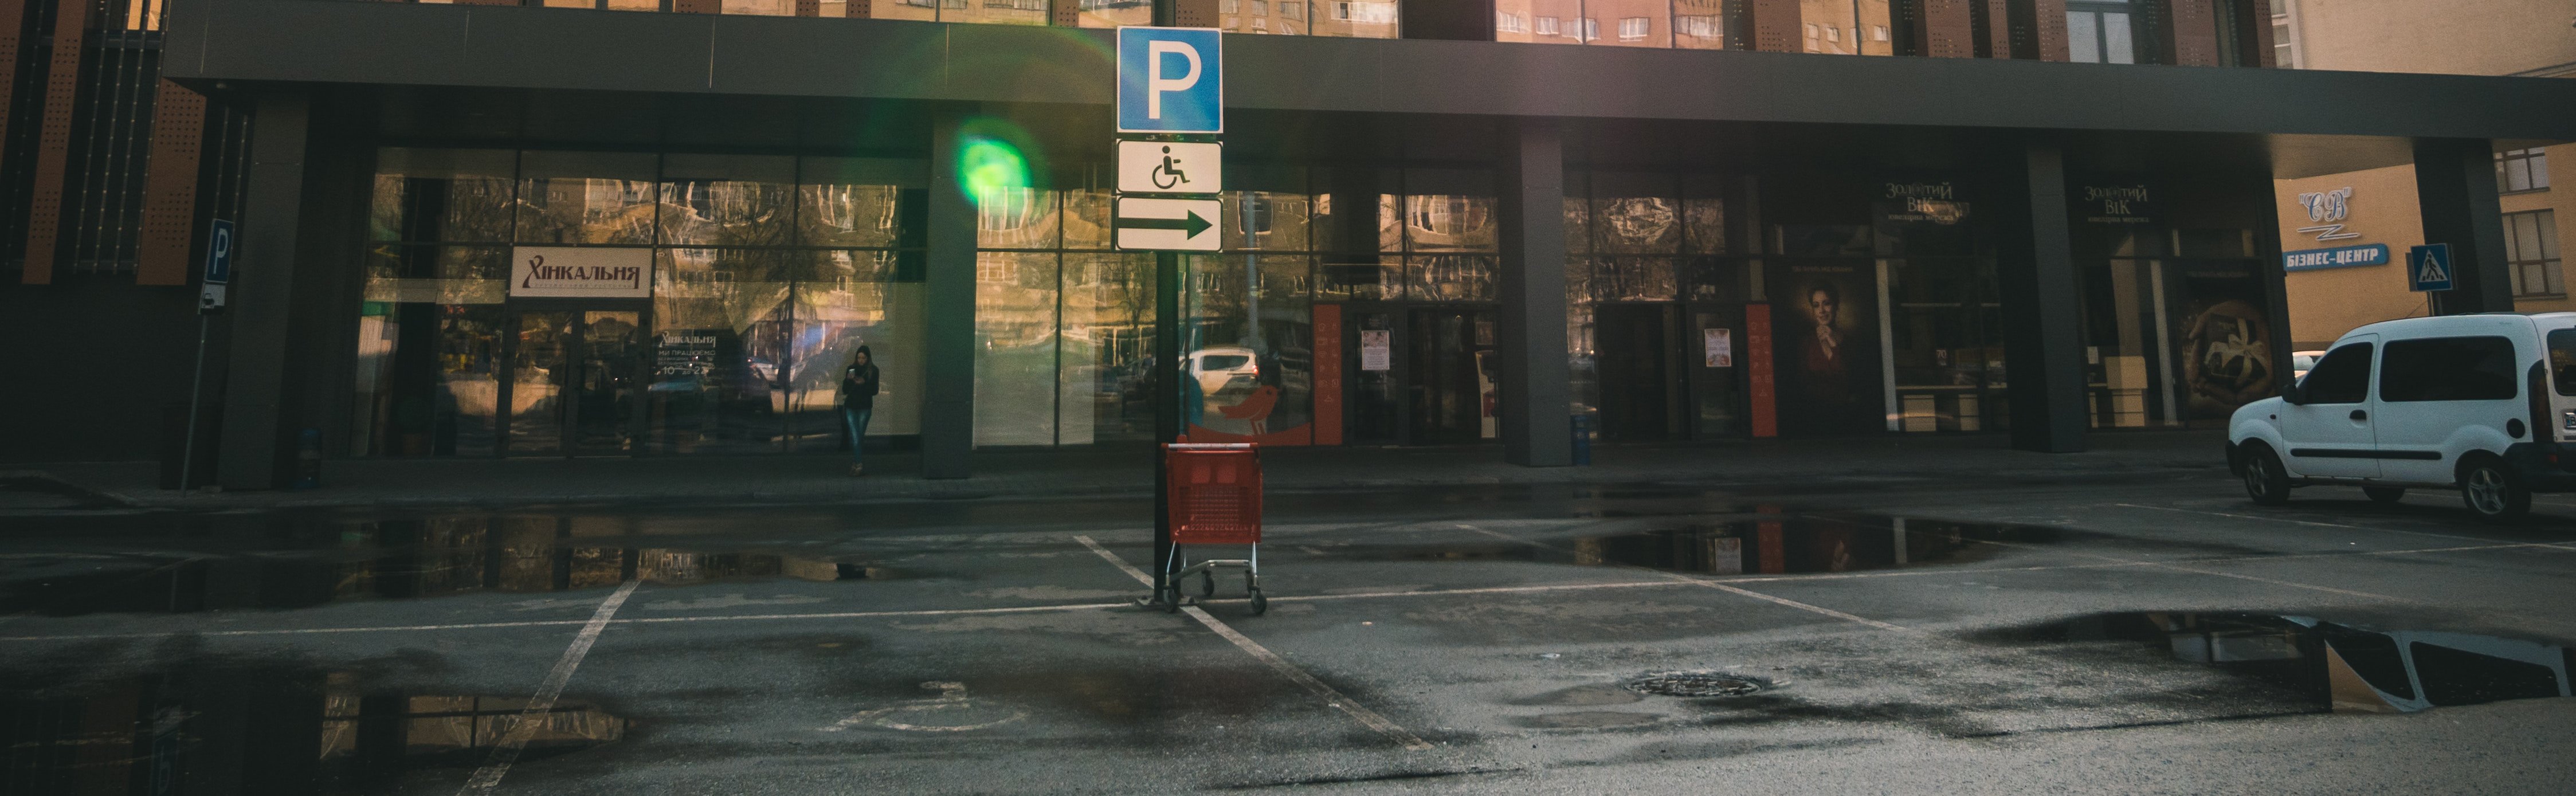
[294,428,323,489]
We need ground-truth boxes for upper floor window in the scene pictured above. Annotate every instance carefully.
[2504,210,2563,298]
[1618,17,1649,42]
[2499,148,2552,194]
[2068,1,2137,64]
[1497,11,1527,34]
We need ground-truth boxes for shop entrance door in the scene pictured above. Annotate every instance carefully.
[501,308,645,456]
[1340,306,1497,446]
[1407,308,1497,445]
[1595,304,1678,441]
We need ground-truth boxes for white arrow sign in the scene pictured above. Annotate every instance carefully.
[1115,197,1221,252]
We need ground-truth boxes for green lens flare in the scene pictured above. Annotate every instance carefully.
[958,135,1031,199]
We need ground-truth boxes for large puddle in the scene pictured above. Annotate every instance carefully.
[0,517,900,617]
[2,666,625,794]
[1331,514,2058,576]
[1986,612,2576,714]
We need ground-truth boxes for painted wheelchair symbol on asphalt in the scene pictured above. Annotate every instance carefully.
[819,681,1025,733]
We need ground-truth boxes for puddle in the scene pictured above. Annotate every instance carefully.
[1328,515,2055,576]
[0,519,904,617]
[2,667,625,793]
[1986,613,2576,714]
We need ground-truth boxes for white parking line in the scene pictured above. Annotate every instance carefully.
[1073,535,1434,751]
[2114,503,2576,548]
[458,578,638,796]
[1456,525,1911,632]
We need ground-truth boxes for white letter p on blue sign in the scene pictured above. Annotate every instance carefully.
[1118,28,1221,134]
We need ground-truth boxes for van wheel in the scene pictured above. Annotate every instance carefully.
[2241,445,2292,506]
[2363,487,2406,504]
[2459,457,2532,522]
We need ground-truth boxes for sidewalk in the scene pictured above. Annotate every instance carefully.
[15,430,2230,511]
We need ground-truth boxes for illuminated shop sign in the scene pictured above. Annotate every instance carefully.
[510,246,652,299]
[2283,243,2391,272]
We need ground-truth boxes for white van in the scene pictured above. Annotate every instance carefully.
[2227,312,2576,521]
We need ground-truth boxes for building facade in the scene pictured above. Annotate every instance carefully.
[2270,0,2576,348]
[5,0,2568,488]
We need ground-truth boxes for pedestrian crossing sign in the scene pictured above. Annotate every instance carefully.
[2406,244,2453,292]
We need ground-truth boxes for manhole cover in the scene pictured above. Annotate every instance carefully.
[1621,671,1771,697]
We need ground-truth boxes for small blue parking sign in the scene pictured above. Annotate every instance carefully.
[1117,28,1221,134]
[203,219,234,285]
[2406,243,2454,292]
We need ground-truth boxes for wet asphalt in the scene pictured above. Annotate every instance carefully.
[5,471,2576,794]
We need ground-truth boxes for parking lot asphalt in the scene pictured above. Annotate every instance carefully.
[5,471,2576,794]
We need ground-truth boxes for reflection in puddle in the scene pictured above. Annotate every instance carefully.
[2,668,624,794]
[0,517,895,617]
[1582,516,2055,575]
[1323,515,2054,575]
[1998,613,2576,714]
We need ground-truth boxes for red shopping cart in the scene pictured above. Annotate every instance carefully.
[1162,441,1265,614]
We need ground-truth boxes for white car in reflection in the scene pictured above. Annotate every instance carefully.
[1187,346,1261,397]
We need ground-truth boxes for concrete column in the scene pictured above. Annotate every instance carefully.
[1994,141,2087,453]
[218,93,313,490]
[1496,117,1573,467]
[920,108,978,479]
[2414,138,2515,315]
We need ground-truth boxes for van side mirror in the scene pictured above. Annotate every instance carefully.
[2281,382,2307,406]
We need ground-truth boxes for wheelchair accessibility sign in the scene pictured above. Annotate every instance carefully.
[1117,27,1221,134]
[1118,140,1220,195]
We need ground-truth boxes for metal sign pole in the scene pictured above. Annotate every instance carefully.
[1152,249,1182,605]
[179,314,212,494]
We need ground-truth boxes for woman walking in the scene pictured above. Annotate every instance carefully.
[838,345,881,476]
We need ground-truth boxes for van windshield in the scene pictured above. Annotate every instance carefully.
[2552,329,2576,397]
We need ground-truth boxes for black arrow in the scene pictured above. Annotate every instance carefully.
[1116,210,1213,238]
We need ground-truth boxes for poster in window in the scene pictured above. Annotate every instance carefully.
[1766,262,1884,436]
[2177,268,2279,419]
[1705,327,1732,368]
[1360,330,1392,371]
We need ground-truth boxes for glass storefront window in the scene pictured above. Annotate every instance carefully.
[373,148,515,244]
[974,250,1061,446]
[977,187,1061,250]
[516,152,658,245]
[1672,0,1730,49]
[1060,253,1157,444]
[1222,0,1309,34]
[659,154,797,248]
[360,148,927,458]
[720,0,793,14]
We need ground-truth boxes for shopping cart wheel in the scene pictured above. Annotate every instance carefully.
[1199,571,1217,598]
[1160,587,1179,614]
[1248,589,1267,615]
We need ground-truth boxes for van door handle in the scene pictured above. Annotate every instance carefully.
[2350,410,2368,421]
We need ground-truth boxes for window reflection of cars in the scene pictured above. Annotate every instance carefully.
[1187,346,1261,397]
[2289,350,2323,381]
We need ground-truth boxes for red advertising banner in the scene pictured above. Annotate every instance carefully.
[1746,303,1778,438]
[1312,304,1344,446]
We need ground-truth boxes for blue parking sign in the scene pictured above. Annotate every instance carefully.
[1117,28,1221,134]
[2406,244,2453,292]
[203,219,234,285]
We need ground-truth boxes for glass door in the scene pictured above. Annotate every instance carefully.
[1406,307,1497,444]
[501,308,645,456]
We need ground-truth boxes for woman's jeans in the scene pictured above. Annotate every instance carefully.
[841,403,873,465]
